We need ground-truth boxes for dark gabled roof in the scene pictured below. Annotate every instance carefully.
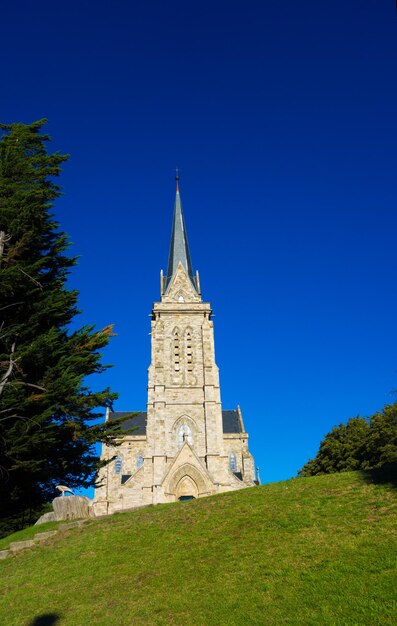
[108,411,147,435]
[108,409,243,435]
[222,410,243,433]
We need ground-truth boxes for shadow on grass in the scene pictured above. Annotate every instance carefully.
[359,464,397,489]
[28,614,61,626]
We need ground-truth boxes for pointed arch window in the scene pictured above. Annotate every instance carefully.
[178,424,192,447]
[186,330,193,372]
[114,456,122,474]
[173,329,180,372]
[136,454,144,469]
[229,452,237,473]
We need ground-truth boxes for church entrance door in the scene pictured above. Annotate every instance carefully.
[175,475,198,500]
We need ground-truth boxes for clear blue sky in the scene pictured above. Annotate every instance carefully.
[2,1,397,486]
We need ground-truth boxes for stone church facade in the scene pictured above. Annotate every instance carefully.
[94,179,256,515]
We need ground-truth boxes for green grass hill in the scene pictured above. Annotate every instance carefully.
[1,471,396,626]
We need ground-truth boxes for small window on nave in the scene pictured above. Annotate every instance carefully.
[114,456,122,474]
[229,452,237,473]
[178,424,192,447]
[136,454,144,469]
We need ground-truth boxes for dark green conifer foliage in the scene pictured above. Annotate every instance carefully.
[0,120,124,536]
[298,403,397,477]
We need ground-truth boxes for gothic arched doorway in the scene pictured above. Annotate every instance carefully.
[175,475,198,500]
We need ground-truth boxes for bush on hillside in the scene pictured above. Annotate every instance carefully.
[298,403,397,477]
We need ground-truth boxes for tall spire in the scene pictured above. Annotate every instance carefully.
[165,174,197,292]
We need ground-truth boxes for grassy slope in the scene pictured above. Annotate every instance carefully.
[0,472,396,626]
[0,520,64,551]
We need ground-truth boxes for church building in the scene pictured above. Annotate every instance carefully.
[94,178,256,515]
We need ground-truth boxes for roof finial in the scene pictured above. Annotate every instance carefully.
[175,167,180,192]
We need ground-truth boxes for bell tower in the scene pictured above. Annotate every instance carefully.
[146,176,226,501]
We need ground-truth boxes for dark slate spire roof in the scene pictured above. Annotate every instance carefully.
[164,176,197,291]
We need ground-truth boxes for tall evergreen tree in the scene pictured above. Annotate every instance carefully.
[0,120,124,535]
